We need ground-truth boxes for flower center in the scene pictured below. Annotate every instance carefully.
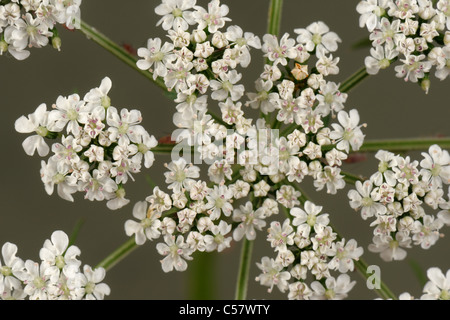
[222,80,233,92]
[67,108,79,121]
[36,126,49,137]
[186,94,197,104]
[431,164,442,177]
[85,281,95,295]
[373,7,386,17]
[312,33,322,45]
[0,266,12,277]
[141,217,154,229]
[325,289,335,299]
[138,143,150,154]
[175,169,186,182]
[215,197,225,209]
[172,8,183,17]
[26,25,37,37]
[118,122,129,135]
[236,37,247,47]
[440,290,450,300]
[362,196,374,207]
[307,214,317,227]
[378,161,388,173]
[380,58,391,69]
[152,51,165,62]
[52,173,66,185]
[101,95,111,109]
[55,255,65,269]
[33,276,46,289]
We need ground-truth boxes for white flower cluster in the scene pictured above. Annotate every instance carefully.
[348,145,450,261]
[256,200,363,300]
[357,0,450,92]
[15,77,158,210]
[124,1,367,300]
[0,230,110,300]
[0,0,82,60]
[398,267,450,300]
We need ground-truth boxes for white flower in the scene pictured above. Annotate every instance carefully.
[15,103,51,157]
[370,17,402,47]
[137,38,175,80]
[412,215,444,249]
[315,52,340,76]
[262,33,297,66]
[421,267,450,300]
[294,21,341,57]
[205,185,234,220]
[203,221,232,252]
[83,77,112,109]
[146,186,172,212]
[276,185,301,208]
[316,81,347,116]
[365,44,399,75]
[267,219,295,251]
[310,274,356,300]
[420,144,450,187]
[437,0,450,30]
[327,239,364,273]
[388,0,420,19]
[395,54,433,83]
[125,201,162,245]
[371,150,398,186]
[193,0,230,33]
[232,202,266,241]
[357,0,390,31]
[156,234,193,272]
[155,0,196,31]
[106,107,144,144]
[288,282,312,300]
[255,257,291,293]
[0,242,24,292]
[314,165,346,195]
[348,180,387,220]
[78,265,110,300]
[39,230,81,282]
[9,13,52,49]
[164,158,200,193]
[330,109,366,153]
[15,260,51,300]
[47,94,88,136]
[291,201,330,230]
[210,70,245,102]
[80,169,118,202]
[40,157,78,202]
[368,233,411,261]
[246,79,278,114]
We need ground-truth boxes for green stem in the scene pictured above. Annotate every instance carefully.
[152,143,176,154]
[267,0,283,36]
[339,67,369,93]
[322,137,450,153]
[354,259,397,300]
[95,237,138,271]
[358,138,450,152]
[235,238,254,300]
[342,171,365,184]
[79,20,175,99]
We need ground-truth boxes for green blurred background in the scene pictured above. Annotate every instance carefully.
[1,0,449,300]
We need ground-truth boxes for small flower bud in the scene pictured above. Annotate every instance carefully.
[52,36,62,51]
[420,78,431,95]
[444,31,450,46]
[0,39,8,55]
